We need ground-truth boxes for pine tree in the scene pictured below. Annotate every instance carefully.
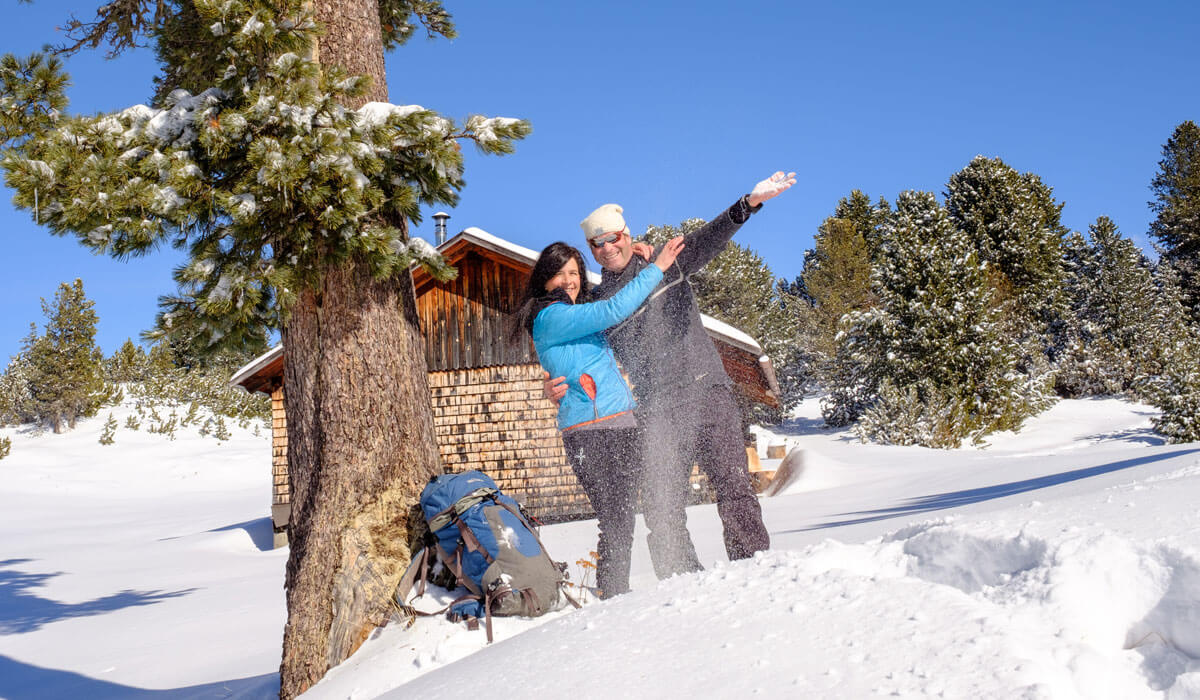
[1140,335,1200,443]
[1057,217,1192,397]
[0,325,39,426]
[1,3,528,693]
[0,435,10,460]
[1149,120,1200,321]
[840,191,1052,447]
[104,338,149,384]
[212,414,231,441]
[1136,262,1200,441]
[643,219,805,420]
[24,279,107,433]
[800,201,880,364]
[1055,230,1106,396]
[99,412,117,444]
[945,156,1068,371]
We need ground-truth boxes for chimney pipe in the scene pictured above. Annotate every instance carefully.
[432,211,451,245]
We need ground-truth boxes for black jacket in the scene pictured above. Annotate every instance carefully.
[592,196,759,404]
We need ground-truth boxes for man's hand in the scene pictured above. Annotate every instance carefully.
[653,236,685,271]
[542,370,566,406]
[747,171,797,207]
[632,240,654,261]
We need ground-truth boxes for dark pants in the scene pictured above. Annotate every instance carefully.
[640,384,770,577]
[561,427,642,599]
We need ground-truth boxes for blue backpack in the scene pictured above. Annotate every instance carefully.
[396,471,577,641]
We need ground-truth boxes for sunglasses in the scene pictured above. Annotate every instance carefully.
[588,231,623,248]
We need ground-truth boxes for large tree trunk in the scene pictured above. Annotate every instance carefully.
[278,2,442,697]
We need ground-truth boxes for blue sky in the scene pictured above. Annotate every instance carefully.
[2,1,1198,361]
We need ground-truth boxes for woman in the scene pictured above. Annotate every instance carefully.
[510,237,684,598]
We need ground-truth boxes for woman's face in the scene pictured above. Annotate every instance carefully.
[544,256,581,302]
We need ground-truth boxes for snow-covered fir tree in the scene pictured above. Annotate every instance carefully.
[1057,217,1160,395]
[1058,217,1196,399]
[833,191,1053,447]
[1149,120,1200,322]
[23,279,110,433]
[1,2,529,693]
[1055,229,1107,395]
[1140,335,1200,443]
[944,156,1068,375]
[0,326,39,426]
[1137,262,1200,442]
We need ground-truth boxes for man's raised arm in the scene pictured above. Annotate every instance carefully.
[669,171,796,275]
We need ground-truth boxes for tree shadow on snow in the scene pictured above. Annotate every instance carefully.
[1080,425,1166,447]
[0,561,197,635]
[0,654,278,700]
[783,448,1200,533]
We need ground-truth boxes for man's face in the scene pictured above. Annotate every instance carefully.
[588,229,633,272]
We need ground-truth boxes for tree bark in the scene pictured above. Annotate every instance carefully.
[278,2,442,697]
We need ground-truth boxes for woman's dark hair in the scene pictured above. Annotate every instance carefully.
[508,241,590,345]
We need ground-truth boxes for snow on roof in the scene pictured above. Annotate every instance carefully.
[699,313,763,355]
[228,344,283,390]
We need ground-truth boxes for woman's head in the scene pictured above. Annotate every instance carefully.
[509,242,591,344]
[527,242,589,303]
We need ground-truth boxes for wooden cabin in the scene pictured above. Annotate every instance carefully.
[230,227,781,547]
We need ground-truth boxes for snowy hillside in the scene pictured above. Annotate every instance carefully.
[1,397,1198,699]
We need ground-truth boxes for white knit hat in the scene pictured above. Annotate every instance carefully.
[580,203,629,242]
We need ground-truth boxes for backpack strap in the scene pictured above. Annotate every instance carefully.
[402,592,482,620]
[455,517,494,564]
[393,547,431,605]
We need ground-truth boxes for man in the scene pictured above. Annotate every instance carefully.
[548,171,796,577]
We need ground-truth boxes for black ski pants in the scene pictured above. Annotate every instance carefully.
[561,426,643,599]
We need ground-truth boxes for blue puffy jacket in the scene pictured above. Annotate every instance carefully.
[533,265,664,431]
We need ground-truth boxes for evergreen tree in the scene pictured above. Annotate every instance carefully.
[828,189,891,261]
[1,3,528,693]
[1140,336,1200,443]
[836,191,1052,447]
[801,211,878,365]
[945,156,1069,370]
[25,279,108,433]
[1055,230,1107,396]
[99,412,118,444]
[1144,261,1196,380]
[644,219,805,421]
[104,338,150,384]
[1148,120,1200,321]
[1057,217,1193,397]
[0,325,39,426]
[0,435,10,460]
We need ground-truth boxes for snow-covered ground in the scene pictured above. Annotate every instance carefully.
[1,396,1198,699]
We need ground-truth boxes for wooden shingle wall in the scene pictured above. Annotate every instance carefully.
[271,385,287,507]
[429,363,591,521]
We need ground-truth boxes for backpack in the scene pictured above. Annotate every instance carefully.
[396,470,578,641]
